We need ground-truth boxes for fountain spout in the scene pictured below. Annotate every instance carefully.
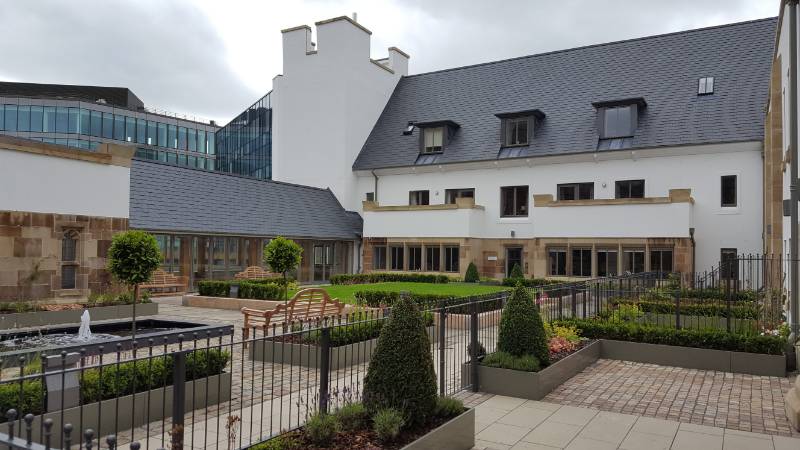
[77,310,92,341]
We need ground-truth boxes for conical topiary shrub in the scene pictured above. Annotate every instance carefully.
[496,284,550,365]
[509,263,524,279]
[464,262,480,283]
[363,296,438,427]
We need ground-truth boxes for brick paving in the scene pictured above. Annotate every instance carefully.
[544,358,799,438]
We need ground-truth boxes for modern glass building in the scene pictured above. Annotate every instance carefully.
[0,82,219,171]
[215,91,272,179]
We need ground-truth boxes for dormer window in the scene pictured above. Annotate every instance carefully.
[698,77,714,95]
[423,127,443,153]
[593,98,646,143]
[504,117,529,146]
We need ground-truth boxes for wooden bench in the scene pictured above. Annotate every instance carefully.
[140,269,188,297]
[241,288,345,341]
[235,266,280,281]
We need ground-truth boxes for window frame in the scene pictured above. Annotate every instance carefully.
[698,77,715,95]
[548,248,567,276]
[390,246,404,271]
[409,190,430,206]
[600,105,636,139]
[372,246,387,270]
[650,249,674,273]
[444,246,460,273]
[596,249,618,277]
[421,126,444,154]
[426,246,441,271]
[445,188,475,204]
[557,182,594,201]
[721,175,737,208]
[615,179,645,199]
[571,248,592,277]
[623,249,645,274]
[408,246,422,271]
[500,185,529,217]
[503,117,530,147]
[720,248,738,280]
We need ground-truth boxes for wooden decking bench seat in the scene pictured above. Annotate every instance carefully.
[140,269,188,297]
[234,266,280,281]
[241,288,345,341]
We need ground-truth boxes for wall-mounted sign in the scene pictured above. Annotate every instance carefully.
[487,256,498,261]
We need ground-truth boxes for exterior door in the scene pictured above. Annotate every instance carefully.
[313,244,335,282]
[506,247,523,277]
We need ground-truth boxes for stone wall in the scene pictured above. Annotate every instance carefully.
[0,210,128,302]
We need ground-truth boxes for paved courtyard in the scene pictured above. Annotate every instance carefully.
[544,359,799,438]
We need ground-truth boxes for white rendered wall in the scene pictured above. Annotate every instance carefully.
[272,19,407,211]
[357,143,762,272]
[0,149,130,218]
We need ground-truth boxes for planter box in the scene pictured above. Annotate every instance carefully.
[402,407,475,450]
[250,327,438,369]
[600,340,786,377]
[461,341,601,400]
[0,303,159,330]
[0,372,231,447]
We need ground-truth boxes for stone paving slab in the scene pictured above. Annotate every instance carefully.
[470,395,800,450]
[543,358,799,438]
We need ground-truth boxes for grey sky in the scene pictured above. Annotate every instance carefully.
[0,0,777,124]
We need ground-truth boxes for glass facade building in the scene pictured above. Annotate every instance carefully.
[215,92,272,180]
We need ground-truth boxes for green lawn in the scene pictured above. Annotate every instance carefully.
[287,282,508,304]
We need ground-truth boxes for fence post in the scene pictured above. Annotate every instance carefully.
[438,303,446,396]
[725,278,732,333]
[318,326,331,414]
[674,290,681,330]
[557,290,563,320]
[570,287,577,318]
[470,296,479,393]
[171,351,186,450]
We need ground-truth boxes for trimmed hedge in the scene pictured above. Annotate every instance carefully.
[497,285,549,365]
[197,280,283,300]
[464,263,480,283]
[501,278,561,288]
[329,273,450,285]
[354,290,506,314]
[611,298,759,319]
[304,312,434,347]
[554,318,785,355]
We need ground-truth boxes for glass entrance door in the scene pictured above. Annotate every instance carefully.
[314,244,335,282]
[506,247,523,277]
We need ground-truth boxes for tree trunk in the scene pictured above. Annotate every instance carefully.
[132,283,138,341]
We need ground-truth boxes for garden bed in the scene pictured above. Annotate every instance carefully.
[0,302,159,330]
[460,340,601,400]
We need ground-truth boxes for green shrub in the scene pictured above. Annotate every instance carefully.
[481,351,541,372]
[554,318,786,355]
[0,302,41,313]
[197,281,230,297]
[304,311,433,347]
[464,262,480,283]
[433,397,464,418]
[0,380,45,421]
[501,277,560,287]
[354,290,454,309]
[611,303,644,322]
[80,349,229,403]
[304,412,339,446]
[238,281,282,300]
[330,273,449,285]
[611,298,759,319]
[363,297,438,427]
[467,341,486,359]
[335,402,368,432]
[509,264,524,279]
[87,290,152,307]
[497,285,549,365]
[372,408,404,442]
[248,434,300,450]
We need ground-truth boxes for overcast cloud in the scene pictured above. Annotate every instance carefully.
[0,0,777,124]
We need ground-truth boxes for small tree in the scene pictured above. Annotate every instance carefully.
[509,263,524,280]
[107,230,161,339]
[263,237,303,301]
[497,284,550,365]
[464,262,480,283]
[363,296,437,427]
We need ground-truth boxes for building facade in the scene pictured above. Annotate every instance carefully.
[215,92,273,180]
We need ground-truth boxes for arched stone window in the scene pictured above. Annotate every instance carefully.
[61,230,79,289]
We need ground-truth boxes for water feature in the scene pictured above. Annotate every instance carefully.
[77,309,92,340]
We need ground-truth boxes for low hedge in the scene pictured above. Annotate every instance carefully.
[553,318,785,355]
[0,349,229,420]
[329,273,450,285]
[610,298,759,319]
[304,312,434,347]
[354,290,506,314]
[197,280,283,300]
[501,278,561,288]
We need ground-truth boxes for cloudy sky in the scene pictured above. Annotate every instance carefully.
[0,0,777,124]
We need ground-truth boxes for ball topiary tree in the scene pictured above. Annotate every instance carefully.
[363,296,438,427]
[263,236,303,301]
[464,262,480,283]
[497,284,550,365]
[107,230,162,340]
[509,263,524,280]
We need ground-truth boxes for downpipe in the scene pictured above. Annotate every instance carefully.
[790,0,800,348]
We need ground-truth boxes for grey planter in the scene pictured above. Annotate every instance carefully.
[250,326,437,369]
[600,340,786,377]
[0,303,159,330]
[462,341,601,400]
[402,407,475,450]
[0,371,231,447]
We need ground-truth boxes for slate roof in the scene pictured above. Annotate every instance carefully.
[130,160,362,240]
[353,18,777,170]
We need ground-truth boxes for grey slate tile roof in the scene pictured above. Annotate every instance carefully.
[130,160,362,239]
[353,18,776,170]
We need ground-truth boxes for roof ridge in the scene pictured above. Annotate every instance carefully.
[133,158,337,195]
[405,16,777,79]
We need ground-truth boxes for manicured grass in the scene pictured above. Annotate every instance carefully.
[287,282,508,304]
